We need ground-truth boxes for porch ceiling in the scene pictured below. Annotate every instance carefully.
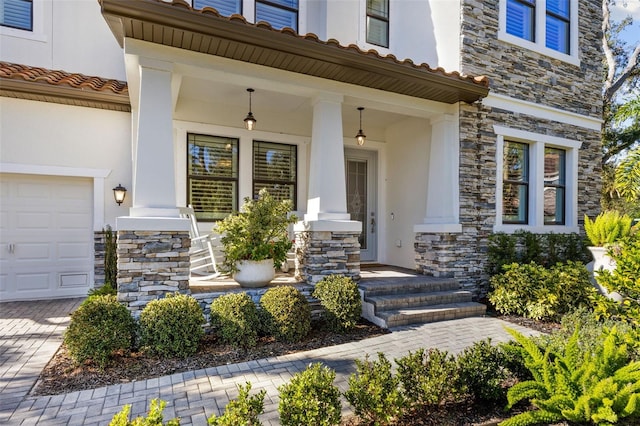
[99,0,489,105]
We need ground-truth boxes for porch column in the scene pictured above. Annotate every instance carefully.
[295,93,361,284]
[116,58,190,315]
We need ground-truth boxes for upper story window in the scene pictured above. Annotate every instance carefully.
[187,133,239,221]
[253,141,297,209]
[1,0,33,31]
[256,0,298,31]
[366,0,389,48]
[194,0,241,16]
[500,0,577,64]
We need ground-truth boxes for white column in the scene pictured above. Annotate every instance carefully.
[414,114,462,233]
[129,58,178,218]
[305,93,350,222]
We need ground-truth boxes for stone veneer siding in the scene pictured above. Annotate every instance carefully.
[94,230,107,288]
[294,231,360,284]
[116,230,191,315]
[416,0,602,297]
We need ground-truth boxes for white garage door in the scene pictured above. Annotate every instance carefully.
[0,174,93,301]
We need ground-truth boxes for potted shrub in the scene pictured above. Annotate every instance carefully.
[216,188,297,287]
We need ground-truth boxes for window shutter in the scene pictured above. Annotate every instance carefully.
[506,0,534,41]
[256,0,298,31]
[1,0,33,31]
[193,0,241,16]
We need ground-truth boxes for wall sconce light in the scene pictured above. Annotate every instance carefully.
[244,88,256,130]
[113,184,127,205]
[355,106,366,146]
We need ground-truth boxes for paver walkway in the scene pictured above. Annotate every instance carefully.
[0,298,539,426]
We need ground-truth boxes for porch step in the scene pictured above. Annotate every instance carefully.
[359,272,486,329]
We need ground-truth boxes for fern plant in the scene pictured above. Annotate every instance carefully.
[500,327,640,426]
[584,211,633,247]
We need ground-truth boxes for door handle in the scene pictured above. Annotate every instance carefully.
[370,217,376,234]
[8,243,15,254]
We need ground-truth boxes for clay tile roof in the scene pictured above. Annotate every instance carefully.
[100,0,489,104]
[0,62,130,111]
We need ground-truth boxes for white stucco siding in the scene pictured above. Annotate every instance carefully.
[0,0,125,80]
[384,117,431,269]
[0,98,131,228]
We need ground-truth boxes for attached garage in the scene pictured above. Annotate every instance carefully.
[0,173,94,301]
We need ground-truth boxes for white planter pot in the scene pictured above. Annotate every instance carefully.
[233,259,275,288]
[587,246,623,302]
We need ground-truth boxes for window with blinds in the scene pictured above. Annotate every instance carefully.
[503,141,529,224]
[1,0,32,31]
[194,0,241,16]
[187,134,239,221]
[256,0,298,31]
[506,0,535,42]
[253,141,297,209]
[545,0,570,54]
[366,0,389,47]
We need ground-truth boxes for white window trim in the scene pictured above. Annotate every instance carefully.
[494,125,581,234]
[0,0,47,42]
[358,0,391,53]
[498,0,579,66]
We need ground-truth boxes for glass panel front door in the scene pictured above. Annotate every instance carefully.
[345,149,377,262]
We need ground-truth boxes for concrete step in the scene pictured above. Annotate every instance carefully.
[365,290,474,310]
[377,302,487,328]
[358,277,459,296]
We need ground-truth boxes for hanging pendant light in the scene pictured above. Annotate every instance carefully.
[244,88,256,130]
[355,107,366,146]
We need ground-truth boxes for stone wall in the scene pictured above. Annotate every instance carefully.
[94,230,107,288]
[116,230,191,315]
[294,231,360,284]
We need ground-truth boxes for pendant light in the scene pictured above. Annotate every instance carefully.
[244,88,256,130]
[355,107,366,146]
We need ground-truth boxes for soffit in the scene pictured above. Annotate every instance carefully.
[99,0,489,105]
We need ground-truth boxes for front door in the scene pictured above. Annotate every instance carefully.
[345,149,377,262]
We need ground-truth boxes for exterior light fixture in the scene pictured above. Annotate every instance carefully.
[355,106,366,146]
[113,184,127,205]
[244,88,256,130]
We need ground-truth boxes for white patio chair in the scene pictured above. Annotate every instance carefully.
[179,206,221,281]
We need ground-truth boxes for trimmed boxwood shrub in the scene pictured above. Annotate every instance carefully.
[210,292,260,348]
[139,293,205,358]
[64,295,135,368]
[313,275,362,332]
[395,348,458,407]
[208,382,265,426]
[455,339,508,403]
[260,286,311,343]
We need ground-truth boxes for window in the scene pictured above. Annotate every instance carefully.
[256,0,298,31]
[501,0,576,62]
[502,141,529,224]
[543,147,565,224]
[366,0,389,47]
[194,0,241,16]
[187,133,239,221]
[1,0,32,31]
[253,141,297,208]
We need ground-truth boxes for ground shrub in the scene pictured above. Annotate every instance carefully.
[278,363,341,426]
[208,382,265,426]
[489,261,594,321]
[260,286,311,343]
[345,353,405,425]
[87,281,117,298]
[395,348,457,407]
[210,292,260,348]
[139,293,204,358]
[486,231,590,276]
[109,399,180,426]
[64,294,135,368]
[455,339,508,403]
[313,275,362,332]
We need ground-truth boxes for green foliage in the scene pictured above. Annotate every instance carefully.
[259,286,311,343]
[345,353,405,425]
[139,293,205,358]
[486,231,590,276]
[210,292,260,348]
[395,348,457,407]
[456,339,508,403]
[312,275,362,332]
[489,261,595,321]
[208,382,265,426]
[104,224,118,288]
[109,399,180,426]
[278,363,342,426]
[64,295,135,368]
[216,188,298,273]
[594,235,640,326]
[499,327,640,426]
[584,210,634,247]
[88,281,117,298]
